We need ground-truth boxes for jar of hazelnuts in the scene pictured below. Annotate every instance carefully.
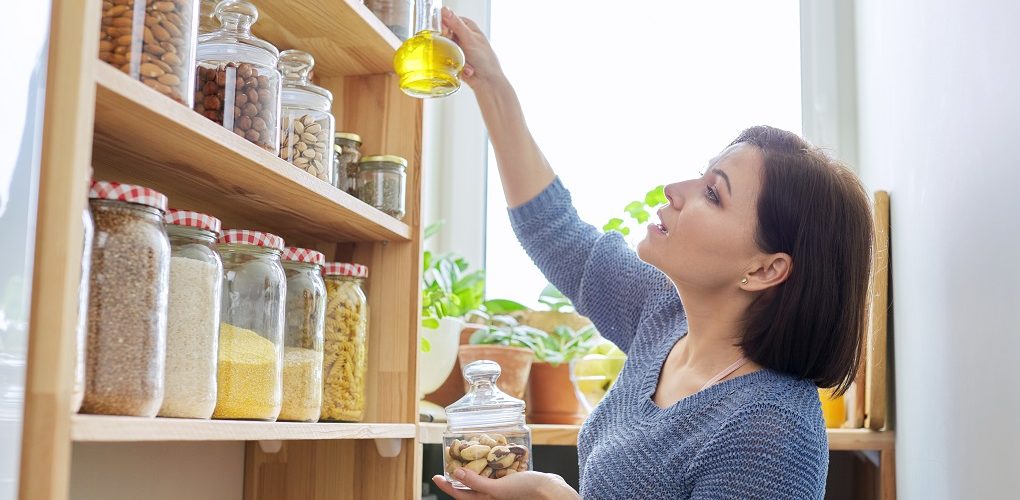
[443,360,533,490]
[194,0,282,154]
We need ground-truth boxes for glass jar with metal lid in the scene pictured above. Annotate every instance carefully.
[278,50,335,184]
[195,0,282,154]
[214,228,286,420]
[279,247,326,422]
[83,181,171,417]
[159,210,223,419]
[358,155,407,220]
[320,262,369,422]
[333,132,362,196]
[443,360,533,488]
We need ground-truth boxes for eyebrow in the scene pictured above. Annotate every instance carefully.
[711,167,732,195]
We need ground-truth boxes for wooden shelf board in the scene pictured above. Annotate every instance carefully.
[92,64,411,243]
[253,0,400,78]
[72,415,416,442]
[419,423,895,450]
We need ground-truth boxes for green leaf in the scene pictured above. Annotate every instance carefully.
[644,185,667,207]
[420,337,432,352]
[483,299,529,314]
[620,227,631,236]
[424,221,445,240]
[422,318,440,329]
[603,218,625,233]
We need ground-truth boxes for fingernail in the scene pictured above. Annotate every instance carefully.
[454,468,466,479]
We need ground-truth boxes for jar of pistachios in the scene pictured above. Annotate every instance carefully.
[357,155,406,220]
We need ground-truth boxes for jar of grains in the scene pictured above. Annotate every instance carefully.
[97,0,200,106]
[195,0,282,153]
[333,132,362,196]
[278,50,336,184]
[72,199,95,414]
[278,247,326,422]
[358,155,407,221]
[214,229,285,420]
[320,262,369,422]
[158,210,223,419]
[82,181,170,417]
[443,360,533,489]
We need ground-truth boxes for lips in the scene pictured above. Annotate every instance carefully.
[655,208,669,235]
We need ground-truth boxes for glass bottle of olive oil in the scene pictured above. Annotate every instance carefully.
[393,0,465,98]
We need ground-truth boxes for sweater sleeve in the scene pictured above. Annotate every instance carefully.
[686,403,829,500]
[508,178,675,353]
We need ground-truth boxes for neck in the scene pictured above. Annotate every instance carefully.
[671,283,756,375]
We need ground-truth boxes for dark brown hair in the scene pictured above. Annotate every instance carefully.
[732,126,873,395]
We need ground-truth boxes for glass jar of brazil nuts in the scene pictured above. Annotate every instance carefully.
[443,360,532,490]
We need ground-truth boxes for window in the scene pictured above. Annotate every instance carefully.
[483,0,803,305]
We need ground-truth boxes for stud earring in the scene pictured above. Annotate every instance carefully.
[740,277,748,285]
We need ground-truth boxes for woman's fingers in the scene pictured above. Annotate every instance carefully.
[441,7,474,39]
[431,475,486,499]
[452,468,502,494]
[460,16,483,34]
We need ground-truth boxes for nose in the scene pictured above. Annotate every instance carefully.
[663,182,684,209]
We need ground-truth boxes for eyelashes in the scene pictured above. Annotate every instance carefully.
[705,185,720,205]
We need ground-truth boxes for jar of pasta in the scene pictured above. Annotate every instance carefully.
[320,262,369,422]
[214,229,286,420]
[279,247,326,422]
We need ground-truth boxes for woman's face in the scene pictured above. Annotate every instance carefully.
[636,142,767,291]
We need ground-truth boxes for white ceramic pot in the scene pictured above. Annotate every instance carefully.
[418,316,463,399]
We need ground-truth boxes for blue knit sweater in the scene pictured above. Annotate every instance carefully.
[509,179,829,499]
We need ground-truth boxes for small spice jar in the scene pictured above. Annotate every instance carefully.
[72,200,94,414]
[158,210,223,419]
[320,262,369,422]
[444,360,533,489]
[278,50,336,183]
[358,155,407,220]
[333,132,362,196]
[195,0,282,153]
[279,247,326,422]
[97,0,200,105]
[214,229,286,421]
[83,181,171,417]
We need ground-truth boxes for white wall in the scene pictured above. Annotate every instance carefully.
[854,1,1020,498]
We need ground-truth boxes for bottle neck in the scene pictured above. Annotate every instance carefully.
[414,0,442,34]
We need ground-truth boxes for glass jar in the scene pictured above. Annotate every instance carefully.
[198,0,221,35]
[72,202,94,414]
[279,247,326,422]
[214,229,286,420]
[158,210,223,419]
[393,0,465,98]
[82,181,170,417]
[365,0,413,40]
[444,360,533,488]
[358,155,407,220]
[278,50,336,184]
[98,0,200,105]
[320,263,369,422]
[195,0,282,154]
[333,132,362,196]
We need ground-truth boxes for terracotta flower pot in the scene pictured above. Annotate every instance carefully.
[457,345,534,400]
[526,361,587,425]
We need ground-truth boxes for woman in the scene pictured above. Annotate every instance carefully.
[432,7,873,500]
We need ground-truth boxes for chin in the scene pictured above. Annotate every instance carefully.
[636,237,656,264]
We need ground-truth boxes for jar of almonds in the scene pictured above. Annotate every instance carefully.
[97,0,200,105]
[278,50,336,184]
[443,360,533,490]
[320,263,369,422]
[195,0,282,154]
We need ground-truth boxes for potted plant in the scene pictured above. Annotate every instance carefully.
[458,312,546,400]
[524,322,600,424]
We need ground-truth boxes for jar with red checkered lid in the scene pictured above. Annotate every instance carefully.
[158,210,224,419]
[278,247,326,422]
[214,228,286,420]
[320,262,369,422]
[83,181,170,417]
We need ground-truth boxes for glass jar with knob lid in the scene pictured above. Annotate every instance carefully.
[333,132,362,196]
[443,360,533,489]
[278,50,336,184]
[195,0,282,154]
[159,209,223,419]
[279,247,326,423]
[214,228,286,421]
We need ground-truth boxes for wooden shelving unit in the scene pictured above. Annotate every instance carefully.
[22,1,424,499]
[418,423,895,450]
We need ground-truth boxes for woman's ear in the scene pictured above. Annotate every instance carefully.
[741,253,792,291]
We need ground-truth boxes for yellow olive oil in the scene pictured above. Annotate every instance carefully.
[394,29,465,98]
